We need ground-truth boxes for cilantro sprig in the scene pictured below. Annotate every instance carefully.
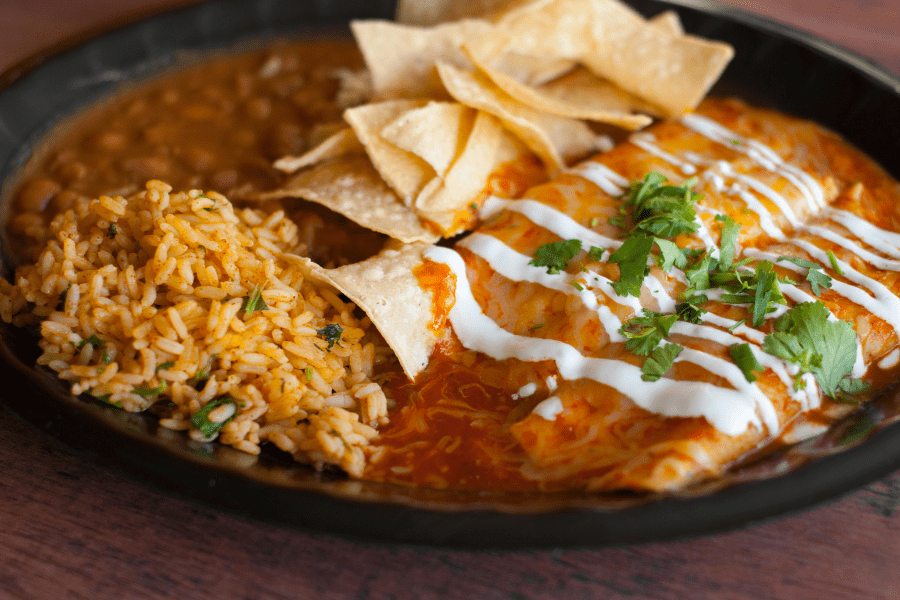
[191,397,238,437]
[615,172,702,239]
[777,256,832,296]
[316,324,344,348]
[762,301,865,397]
[241,286,269,316]
[529,239,582,274]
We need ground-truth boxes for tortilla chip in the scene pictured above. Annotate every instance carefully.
[260,154,438,244]
[273,128,364,174]
[343,100,436,202]
[296,242,443,379]
[650,9,684,36]
[397,0,524,26]
[464,47,652,130]
[415,111,524,231]
[583,28,733,117]
[489,0,732,116]
[436,62,599,172]
[350,19,494,99]
[381,102,476,178]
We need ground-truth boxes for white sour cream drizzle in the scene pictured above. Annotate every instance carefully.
[826,209,900,259]
[879,348,900,370]
[512,382,537,400]
[680,113,826,211]
[424,245,764,436]
[566,161,628,196]
[457,233,627,342]
[533,396,564,420]
[443,111,900,435]
[630,132,697,175]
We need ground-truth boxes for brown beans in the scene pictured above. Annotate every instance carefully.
[16,178,61,212]
[123,156,171,179]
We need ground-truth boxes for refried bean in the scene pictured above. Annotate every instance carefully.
[6,38,385,266]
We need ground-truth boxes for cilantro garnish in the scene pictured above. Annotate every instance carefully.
[616,172,701,239]
[529,239,582,275]
[762,302,862,397]
[90,392,122,409]
[97,348,112,373]
[191,397,237,437]
[76,335,104,349]
[608,234,653,297]
[729,343,763,383]
[653,238,687,272]
[316,323,344,348]
[619,309,679,356]
[751,261,779,328]
[107,223,117,238]
[827,250,844,275]
[641,343,683,382]
[156,361,176,372]
[675,295,707,324]
[587,246,605,261]
[570,281,584,291]
[240,286,269,315]
[777,257,832,296]
[528,324,544,331]
[133,381,167,397]
[189,355,218,386]
[715,214,740,271]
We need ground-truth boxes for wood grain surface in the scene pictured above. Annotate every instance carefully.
[2,1,900,599]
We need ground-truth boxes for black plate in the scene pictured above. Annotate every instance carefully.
[2,0,900,548]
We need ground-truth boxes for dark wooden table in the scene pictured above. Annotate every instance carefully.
[2,1,900,598]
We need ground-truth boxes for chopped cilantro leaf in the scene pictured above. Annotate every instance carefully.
[240,286,269,316]
[620,172,701,239]
[529,239,582,274]
[727,319,746,332]
[76,335,104,349]
[729,343,763,383]
[316,323,344,348]
[682,253,715,296]
[777,256,832,296]
[675,295,707,324]
[528,324,544,331]
[587,246,605,261]
[190,355,218,386]
[156,361,176,372]
[58,285,69,310]
[827,250,844,275]
[762,301,860,397]
[107,223,117,238]
[191,397,237,437]
[715,214,741,271]
[653,238,687,272]
[751,261,778,328]
[589,217,600,227]
[91,393,122,409]
[641,343,683,382]
[97,348,112,373]
[570,281,584,291]
[133,381,167,397]
[608,234,653,297]
[835,377,871,403]
[619,309,679,356]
